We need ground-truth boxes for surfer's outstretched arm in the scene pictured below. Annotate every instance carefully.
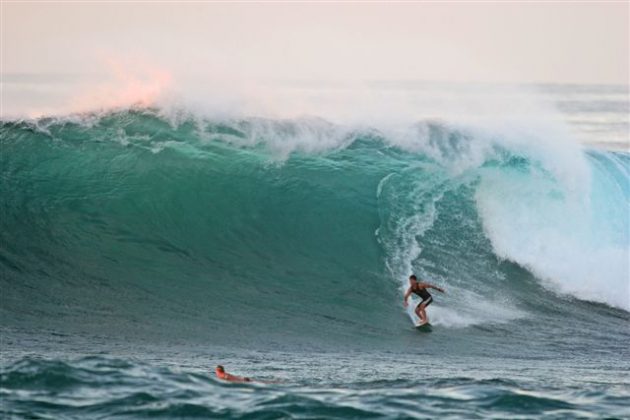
[426,283,445,293]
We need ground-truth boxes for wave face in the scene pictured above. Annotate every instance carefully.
[1,109,628,352]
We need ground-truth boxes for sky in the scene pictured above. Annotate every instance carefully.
[1,2,628,119]
[2,1,628,85]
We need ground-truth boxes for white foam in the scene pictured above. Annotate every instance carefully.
[406,291,525,328]
[476,152,630,311]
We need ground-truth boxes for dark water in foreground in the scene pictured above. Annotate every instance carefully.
[2,342,629,419]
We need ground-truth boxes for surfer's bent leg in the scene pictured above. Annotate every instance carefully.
[416,297,433,324]
[415,302,427,323]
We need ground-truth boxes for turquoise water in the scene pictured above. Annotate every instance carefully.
[1,85,629,418]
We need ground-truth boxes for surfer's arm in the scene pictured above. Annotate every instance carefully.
[403,287,412,307]
[427,283,445,293]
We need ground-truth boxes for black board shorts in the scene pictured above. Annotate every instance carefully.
[417,296,433,308]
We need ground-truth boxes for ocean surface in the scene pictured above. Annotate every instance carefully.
[1,83,629,418]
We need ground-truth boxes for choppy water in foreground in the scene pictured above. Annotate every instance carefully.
[2,346,629,419]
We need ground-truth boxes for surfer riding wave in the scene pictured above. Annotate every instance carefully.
[403,275,445,326]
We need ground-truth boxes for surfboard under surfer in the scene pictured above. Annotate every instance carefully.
[403,274,445,326]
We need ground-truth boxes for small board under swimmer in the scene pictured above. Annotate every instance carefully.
[403,274,445,326]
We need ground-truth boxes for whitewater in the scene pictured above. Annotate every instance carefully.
[1,82,629,419]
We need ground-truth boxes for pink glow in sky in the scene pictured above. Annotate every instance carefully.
[70,59,172,113]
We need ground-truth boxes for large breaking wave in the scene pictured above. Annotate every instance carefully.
[1,108,628,349]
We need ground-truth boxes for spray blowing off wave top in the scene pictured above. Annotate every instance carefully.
[1,107,628,345]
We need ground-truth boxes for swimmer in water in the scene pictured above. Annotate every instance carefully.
[215,365,251,383]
